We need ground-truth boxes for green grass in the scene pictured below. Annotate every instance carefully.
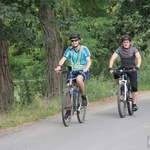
[86,76,116,101]
[0,94,61,130]
[0,76,149,131]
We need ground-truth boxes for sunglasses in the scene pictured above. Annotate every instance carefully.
[71,40,78,43]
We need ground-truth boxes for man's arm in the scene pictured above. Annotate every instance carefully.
[109,52,118,68]
[135,52,142,68]
[83,56,92,72]
[55,56,67,72]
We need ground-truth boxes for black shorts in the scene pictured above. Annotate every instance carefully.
[113,68,138,92]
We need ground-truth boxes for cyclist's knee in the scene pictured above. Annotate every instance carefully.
[132,86,138,92]
[114,72,120,79]
[66,83,70,87]
[76,75,84,82]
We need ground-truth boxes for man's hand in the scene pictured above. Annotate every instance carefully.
[108,68,114,74]
[133,67,139,72]
[83,67,88,72]
[55,66,61,73]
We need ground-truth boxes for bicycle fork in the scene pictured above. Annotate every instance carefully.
[73,89,80,112]
[119,80,127,101]
[73,89,82,112]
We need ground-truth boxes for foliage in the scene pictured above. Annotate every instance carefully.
[14,79,46,105]
[112,0,150,52]
[0,76,149,130]
[0,1,46,80]
[86,76,116,101]
[74,17,116,75]
[0,77,115,130]
[56,0,117,75]
[0,93,61,130]
[9,47,46,79]
[0,2,40,45]
[0,0,150,109]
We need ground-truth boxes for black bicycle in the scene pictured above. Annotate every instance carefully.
[114,68,134,118]
[59,69,87,127]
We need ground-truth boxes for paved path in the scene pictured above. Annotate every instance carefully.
[0,91,150,150]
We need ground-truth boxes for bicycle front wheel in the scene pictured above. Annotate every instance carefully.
[117,84,126,118]
[62,88,74,127]
[77,92,87,123]
[127,91,134,115]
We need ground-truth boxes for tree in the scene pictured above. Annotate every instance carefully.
[37,2,62,98]
[0,2,15,111]
[0,41,14,111]
[0,1,41,109]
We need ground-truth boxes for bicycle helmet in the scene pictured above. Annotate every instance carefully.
[69,33,81,40]
[122,35,131,42]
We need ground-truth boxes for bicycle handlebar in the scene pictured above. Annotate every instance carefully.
[58,70,83,74]
[113,68,136,73]
[58,70,70,74]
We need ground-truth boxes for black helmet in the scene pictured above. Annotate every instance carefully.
[122,35,131,42]
[69,33,81,40]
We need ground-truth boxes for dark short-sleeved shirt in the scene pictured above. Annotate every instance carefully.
[115,46,138,69]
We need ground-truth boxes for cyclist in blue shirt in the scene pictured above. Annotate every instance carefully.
[55,33,92,118]
[109,35,142,111]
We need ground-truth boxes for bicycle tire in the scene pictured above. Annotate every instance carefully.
[62,88,74,127]
[117,84,126,118]
[77,92,87,123]
[127,91,134,115]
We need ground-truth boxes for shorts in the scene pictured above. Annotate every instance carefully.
[113,68,138,92]
[66,71,90,83]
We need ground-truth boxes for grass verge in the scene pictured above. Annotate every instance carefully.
[0,77,149,131]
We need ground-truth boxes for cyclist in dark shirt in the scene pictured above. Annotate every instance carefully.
[109,35,142,111]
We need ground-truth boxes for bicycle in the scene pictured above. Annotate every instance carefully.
[113,68,134,118]
[59,69,87,127]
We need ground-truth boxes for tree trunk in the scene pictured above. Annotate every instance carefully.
[39,4,62,98]
[0,41,14,111]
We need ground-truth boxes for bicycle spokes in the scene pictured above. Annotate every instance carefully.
[62,89,73,127]
[117,85,126,118]
[77,95,87,123]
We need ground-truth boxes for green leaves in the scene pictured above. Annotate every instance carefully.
[0,1,40,45]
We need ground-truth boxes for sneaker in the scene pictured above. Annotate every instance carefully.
[82,95,88,106]
[64,110,71,119]
[133,104,138,111]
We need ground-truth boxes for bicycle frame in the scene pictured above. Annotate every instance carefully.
[119,73,128,101]
[114,68,135,118]
[60,69,87,126]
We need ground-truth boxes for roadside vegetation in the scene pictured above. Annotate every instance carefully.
[0,73,149,130]
[0,1,149,130]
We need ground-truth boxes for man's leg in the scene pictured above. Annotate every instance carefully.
[76,75,85,95]
[115,78,120,85]
[132,91,138,104]
[130,71,138,111]
[76,75,87,106]
[66,83,71,107]
[113,71,120,85]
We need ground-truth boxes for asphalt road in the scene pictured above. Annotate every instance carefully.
[0,92,150,150]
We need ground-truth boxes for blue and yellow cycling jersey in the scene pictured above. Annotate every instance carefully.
[63,45,91,71]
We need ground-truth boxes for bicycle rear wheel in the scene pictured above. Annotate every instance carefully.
[62,88,74,127]
[127,91,134,115]
[117,84,126,118]
[77,92,87,123]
